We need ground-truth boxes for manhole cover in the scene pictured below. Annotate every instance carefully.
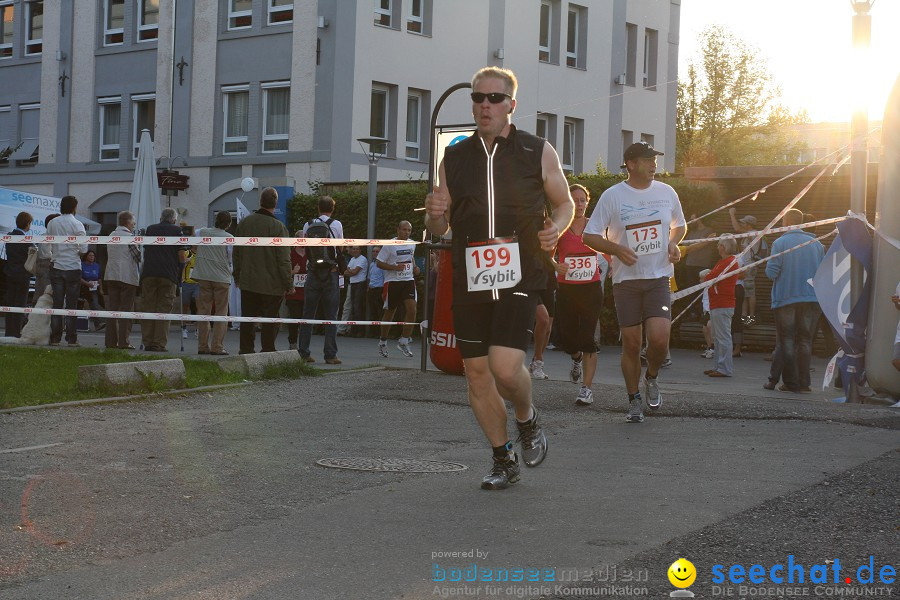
[316,457,468,473]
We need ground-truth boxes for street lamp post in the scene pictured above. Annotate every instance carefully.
[357,137,390,261]
[848,0,873,403]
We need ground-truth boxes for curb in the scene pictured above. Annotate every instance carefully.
[0,366,386,414]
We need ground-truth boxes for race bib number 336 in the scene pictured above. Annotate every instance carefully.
[625,220,664,256]
[465,237,522,292]
[564,254,598,281]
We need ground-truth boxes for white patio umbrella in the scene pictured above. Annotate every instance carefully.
[128,129,161,233]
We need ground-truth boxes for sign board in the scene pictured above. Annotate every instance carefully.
[433,126,476,187]
[158,170,190,192]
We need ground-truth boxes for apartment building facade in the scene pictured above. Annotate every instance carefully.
[0,0,680,231]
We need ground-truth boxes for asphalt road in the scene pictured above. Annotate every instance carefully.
[0,369,897,600]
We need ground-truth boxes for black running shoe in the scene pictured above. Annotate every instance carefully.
[516,410,548,467]
[481,454,521,490]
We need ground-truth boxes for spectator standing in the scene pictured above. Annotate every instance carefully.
[103,210,141,349]
[765,209,824,392]
[3,211,34,338]
[42,196,88,346]
[33,212,59,300]
[180,246,199,339]
[233,187,292,354]
[728,208,767,329]
[681,215,717,320]
[297,196,345,364]
[344,245,368,337]
[285,241,307,350]
[80,250,105,331]
[366,245,385,337]
[140,208,185,351]
[702,236,739,378]
[193,211,233,355]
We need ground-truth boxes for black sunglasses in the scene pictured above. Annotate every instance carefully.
[470,92,512,104]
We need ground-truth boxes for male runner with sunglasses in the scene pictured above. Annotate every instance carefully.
[425,67,574,490]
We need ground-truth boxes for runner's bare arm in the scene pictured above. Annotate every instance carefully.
[668,224,686,263]
[582,232,639,266]
[424,160,451,236]
[539,142,575,252]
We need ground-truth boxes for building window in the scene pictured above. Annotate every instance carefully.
[538,0,551,62]
[223,86,249,154]
[104,0,125,45]
[374,0,392,28]
[268,0,292,25]
[370,84,388,155]
[536,114,548,140]
[561,117,583,175]
[14,104,40,165]
[228,0,252,30]
[565,7,577,67]
[25,0,43,56]
[625,22,637,87]
[622,129,633,155]
[0,1,13,59]
[262,83,289,153]
[132,94,155,159]
[138,0,159,41]
[0,106,11,165]
[566,4,587,69]
[405,92,421,160]
[643,28,658,89]
[99,98,121,161]
[407,0,422,33]
[536,112,557,147]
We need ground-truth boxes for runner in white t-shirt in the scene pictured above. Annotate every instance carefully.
[583,142,686,423]
[376,220,420,357]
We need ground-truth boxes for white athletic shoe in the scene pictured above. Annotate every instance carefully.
[529,360,549,380]
[569,358,583,384]
[378,341,389,358]
[575,386,594,406]
[397,341,413,358]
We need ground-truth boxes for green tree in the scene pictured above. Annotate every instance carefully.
[676,26,808,170]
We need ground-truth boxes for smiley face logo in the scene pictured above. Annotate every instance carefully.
[668,558,696,588]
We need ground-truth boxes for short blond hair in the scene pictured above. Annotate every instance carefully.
[471,67,518,97]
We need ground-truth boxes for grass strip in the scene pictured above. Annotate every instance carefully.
[0,346,319,409]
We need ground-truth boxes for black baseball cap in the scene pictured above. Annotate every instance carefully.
[621,141,664,168]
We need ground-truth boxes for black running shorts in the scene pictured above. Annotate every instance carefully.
[384,279,417,311]
[452,291,539,359]
[557,281,603,354]
[612,276,672,328]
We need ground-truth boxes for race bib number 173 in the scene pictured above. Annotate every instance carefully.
[625,220,664,256]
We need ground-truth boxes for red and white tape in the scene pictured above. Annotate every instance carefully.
[679,216,847,246]
[0,235,418,247]
[0,306,420,328]
[671,229,837,302]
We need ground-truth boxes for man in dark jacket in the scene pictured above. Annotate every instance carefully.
[140,208,185,351]
[233,187,292,353]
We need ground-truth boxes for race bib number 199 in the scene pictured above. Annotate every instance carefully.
[625,220,664,256]
[465,237,522,292]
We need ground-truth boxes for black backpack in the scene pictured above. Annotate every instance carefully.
[305,217,339,271]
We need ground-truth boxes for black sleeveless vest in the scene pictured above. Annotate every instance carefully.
[445,125,550,305]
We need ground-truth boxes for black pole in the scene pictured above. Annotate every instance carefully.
[421,82,471,373]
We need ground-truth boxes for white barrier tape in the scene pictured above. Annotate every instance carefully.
[0,305,420,328]
[671,229,837,301]
[670,290,703,326]
[0,235,418,247]
[685,126,880,227]
[846,211,900,252]
[719,161,833,281]
[679,216,848,245]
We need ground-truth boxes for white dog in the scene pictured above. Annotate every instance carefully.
[0,285,53,345]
